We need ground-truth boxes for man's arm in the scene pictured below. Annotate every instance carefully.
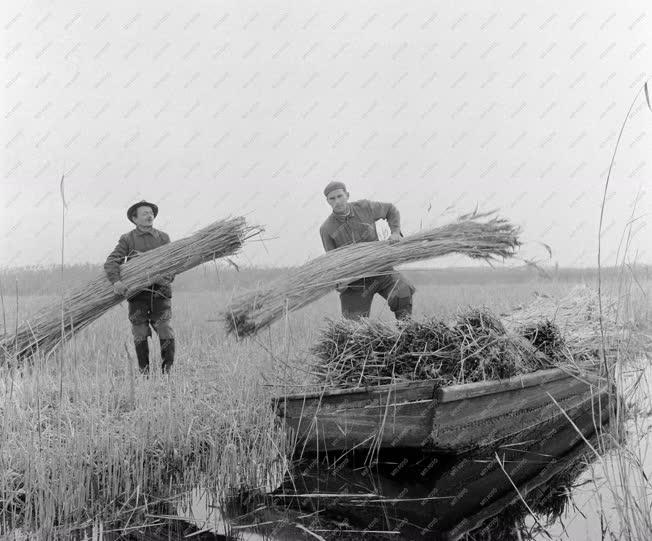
[320,225,337,252]
[367,200,401,235]
[104,235,130,284]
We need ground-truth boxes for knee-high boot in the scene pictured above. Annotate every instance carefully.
[160,338,175,374]
[134,339,150,374]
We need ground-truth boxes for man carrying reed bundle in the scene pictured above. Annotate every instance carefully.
[320,181,415,320]
[104,200,175,375]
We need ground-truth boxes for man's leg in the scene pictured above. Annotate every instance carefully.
[128,299,152,374]
[376,272,416,320]
[339,279,374,320]
[159,336,175,374]
[151,297,175,374]
[134,338,150,374]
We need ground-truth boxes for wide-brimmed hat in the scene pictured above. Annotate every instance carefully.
[127,200,158,223]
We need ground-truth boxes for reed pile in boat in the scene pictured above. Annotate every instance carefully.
[310,307,554,389]
[310,286,628,390]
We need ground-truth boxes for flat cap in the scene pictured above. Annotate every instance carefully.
[323,181,347,197]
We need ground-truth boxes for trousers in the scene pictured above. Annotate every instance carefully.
[128,294,175,343]
[339,272,415,320]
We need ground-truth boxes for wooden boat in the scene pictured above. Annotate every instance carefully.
[274,367,611,455]
[259,405,608,540]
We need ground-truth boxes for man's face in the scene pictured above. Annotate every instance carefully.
[326,189,349,213]
[133,206,155,226]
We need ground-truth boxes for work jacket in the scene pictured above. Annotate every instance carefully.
[319,199,401,252]
[104,227,173,300]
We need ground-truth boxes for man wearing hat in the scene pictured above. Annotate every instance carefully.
[104,200,176,374]
[319,182,415,320]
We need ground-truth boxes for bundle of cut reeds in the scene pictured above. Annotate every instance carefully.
[308,287,628,390]
[310,307,549,389]
[224,211,520,337]
[503,285,621,365]
[1,217,262,363]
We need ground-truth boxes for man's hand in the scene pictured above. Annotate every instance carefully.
[153,273,174,286]
[388,232,402,244]
[113,281,128,297]
[185,254,202,268]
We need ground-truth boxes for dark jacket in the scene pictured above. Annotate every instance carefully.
[319,199,401,252]
[104,227,173,299]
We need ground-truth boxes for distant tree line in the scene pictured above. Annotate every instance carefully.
[1,262,649,297]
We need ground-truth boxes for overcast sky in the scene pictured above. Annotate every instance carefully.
[2,0,650,269]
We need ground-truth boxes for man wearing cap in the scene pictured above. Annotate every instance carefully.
[319,182,415,320]
[104,200,176,374]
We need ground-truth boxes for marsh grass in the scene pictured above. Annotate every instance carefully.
[0,292,287,539]
[0,276,650,539]
[589,80,652,539]
[556,271,652,540]
[488,268,651,540]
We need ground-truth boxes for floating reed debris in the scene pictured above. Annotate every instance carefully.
[224,211,520,337]
[1,217,262,363]
[310,307,552,389]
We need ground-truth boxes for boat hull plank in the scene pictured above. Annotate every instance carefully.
[277,369,609,454]
[429,375,606,450]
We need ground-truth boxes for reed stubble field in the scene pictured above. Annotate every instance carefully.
[1,268,651,539]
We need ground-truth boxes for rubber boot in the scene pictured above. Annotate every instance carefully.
[160,338,175,374]
[134,339,150,375]
[390,291,413,321]
[394,308,412,320]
